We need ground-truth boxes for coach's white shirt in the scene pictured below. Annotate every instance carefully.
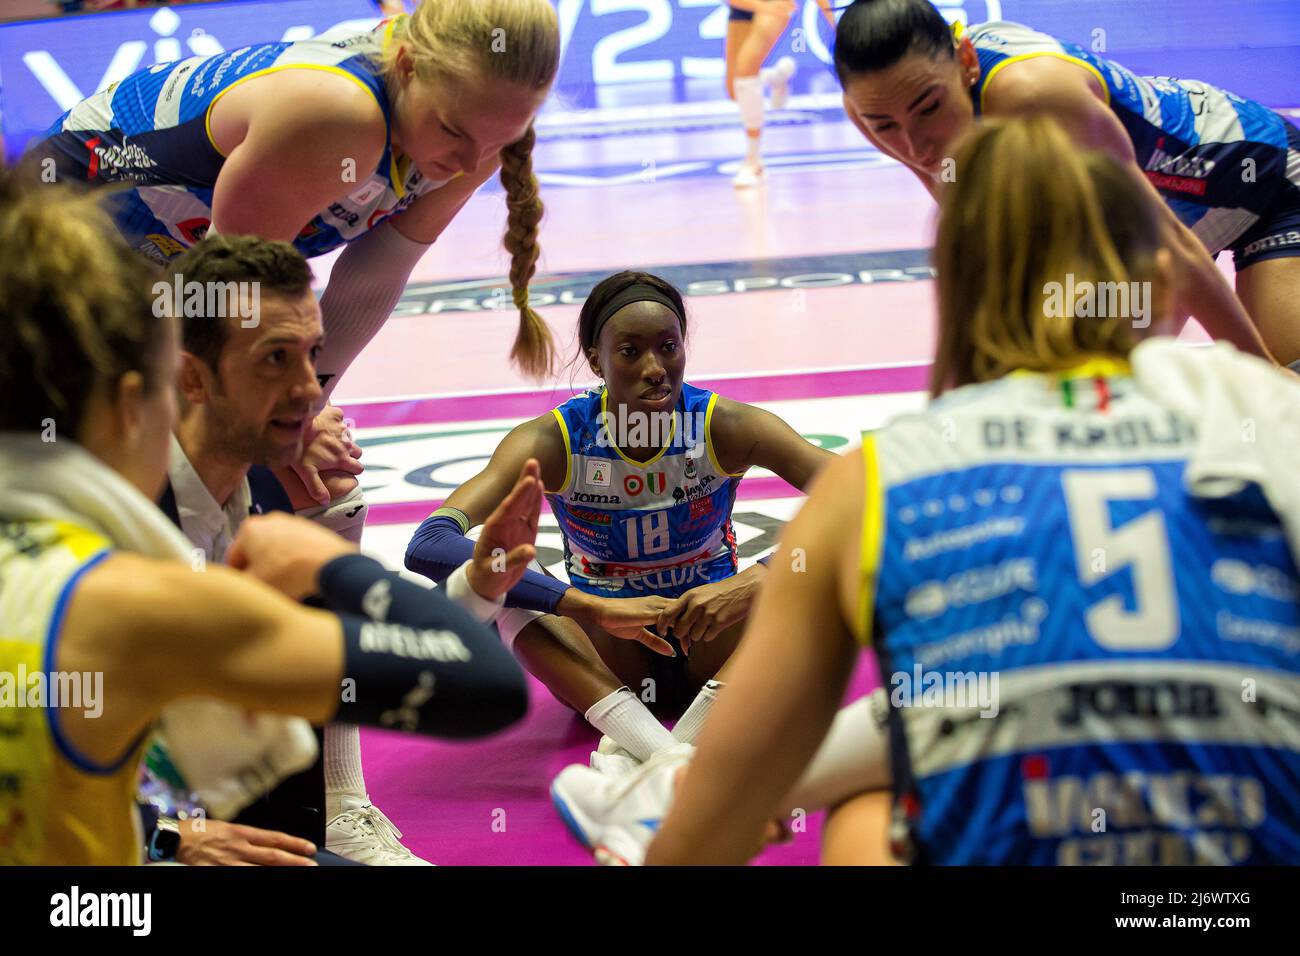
[166,434,504,623]
[168,433,252,565]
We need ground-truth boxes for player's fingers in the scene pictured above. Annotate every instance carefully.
[656,599,685,634]
[491,471,538,527]
[676,601,705,642]
[293,462,330,506]
[506,543,536,567]
[631,628,676,657]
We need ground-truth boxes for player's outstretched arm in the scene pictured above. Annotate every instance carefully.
[647,446,866,865]
[57,524,528,767]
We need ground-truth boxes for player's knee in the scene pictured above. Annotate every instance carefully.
[821,791,900,866]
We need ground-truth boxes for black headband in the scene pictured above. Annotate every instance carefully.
[589,283,685,347]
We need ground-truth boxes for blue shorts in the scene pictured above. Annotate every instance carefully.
[1230,119,1300,271]
[729,5,754,22]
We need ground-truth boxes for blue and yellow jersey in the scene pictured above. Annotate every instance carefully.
[28,15,451,262]
[857,358,1300,865]
[966,21,1300,256]
[0,520,145,865]
[546,383,745,599]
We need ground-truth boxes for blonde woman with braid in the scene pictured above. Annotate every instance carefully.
[26,0,559,864]
[556,117,1300,867]
[29,0,559,393]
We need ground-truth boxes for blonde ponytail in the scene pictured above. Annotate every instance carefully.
[930,116,1164,396]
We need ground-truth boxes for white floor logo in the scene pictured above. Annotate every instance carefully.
[50,886,151,936]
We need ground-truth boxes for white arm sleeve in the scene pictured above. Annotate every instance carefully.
[315,220,432,401]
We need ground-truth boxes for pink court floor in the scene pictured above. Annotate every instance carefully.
[324,101,1262,865]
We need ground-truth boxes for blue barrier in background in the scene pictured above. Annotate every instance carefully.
[4,0,1298,159]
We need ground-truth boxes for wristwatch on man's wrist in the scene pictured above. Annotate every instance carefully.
[147,816,182,863]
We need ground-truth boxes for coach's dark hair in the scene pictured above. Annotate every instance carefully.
[577,271,689,361]
[169,234,313,373]
[834,0,955,84]
[0,168,165,438]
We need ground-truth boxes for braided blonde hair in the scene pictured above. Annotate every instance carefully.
[931,116,1164,397]
[384,0,560,378]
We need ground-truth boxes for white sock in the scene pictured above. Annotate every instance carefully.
[672,679,724,744]
[315,221,433,403]
[324,723,370,821]
[746,135,762,165]
[781,690,892,814]
[759,64,780,86]
[735,74,764,162]
[584,687,677,762]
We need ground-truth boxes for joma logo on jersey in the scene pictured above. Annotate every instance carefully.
[570,492,620,504]
[327,202,361,227]
[1056,679,1220,727]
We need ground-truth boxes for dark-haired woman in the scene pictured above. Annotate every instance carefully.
[831,0,1298,365]
[405,271,832,774]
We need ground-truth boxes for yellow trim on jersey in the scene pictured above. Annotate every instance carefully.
[704,392,747,478]
[855,435,885,648]
[1009,357,1132,380]
[382,14,405,52]
[390,153,409,201]
[600,389,676,468]
[981,52,1112,114]
[379,15,410,199]
[203,64,385,159]
[50,520,114,562]
[951,20,965,43]
[550,408,572,494]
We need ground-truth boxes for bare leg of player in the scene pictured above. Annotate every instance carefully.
[727,6,796,188]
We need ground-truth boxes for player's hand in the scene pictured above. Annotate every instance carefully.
[227,512,357,600]
[292,406,364,507]
[177,818,318,867]
[559,592,677,657]
[465,459,542,601]
[656,566,763,651]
